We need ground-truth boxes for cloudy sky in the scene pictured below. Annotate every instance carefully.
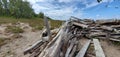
[26,0,120,20]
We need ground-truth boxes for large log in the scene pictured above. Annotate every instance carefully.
[38,33,61,57]
[109,38,120,42]
[88,32,106,38]
[100,26,113,31]
[72,22,88,28]
[49,33,64,57]
[93,39,105,57]
[69,45,77,57]
[24,28,47,55]
[110,33,120,39]
[38,27,65,57]
[44,16,51,41]
[24,40,43,55]
[65,38,76,57]
[29,42,48,57]
[76,40,91,57]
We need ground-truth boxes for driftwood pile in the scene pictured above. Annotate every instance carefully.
[24,16,120,57]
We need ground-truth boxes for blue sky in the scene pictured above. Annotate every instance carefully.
[26,0,120,20]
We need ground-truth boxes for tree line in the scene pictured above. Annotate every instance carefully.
[0,0,46,19]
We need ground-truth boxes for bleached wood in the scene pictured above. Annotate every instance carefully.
[44,16,51,41]
[72,22,88,28]
[65,38,76,57]
[49,30,64,57]
[109,38,120,42]
[69,45,77,57]
[24,40,43,55]
[101,26,113,31]
[38,27,64,57]
[76,40,91,57]
[93,39,105,57]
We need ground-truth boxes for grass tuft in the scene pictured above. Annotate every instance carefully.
[0,17,63,30]
[6,26,24,33]
[0,38,6,46]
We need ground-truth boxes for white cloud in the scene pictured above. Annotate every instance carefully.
[81,0,114,9]
[58,0,72,3]
[44,7,83,20]
[58,0,80,3]
[102,0,113,3]
[26,0,83,20]
[32,4,50,14]
[26,0,37,4]
[26,0,114,20]
[86,2,98,9]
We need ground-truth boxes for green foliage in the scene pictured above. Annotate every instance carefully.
[112,41,120,46]
[0,0,36,18]
[6,26,24,33]
[50,20,63,29]
[34,26,43,30]
[37,12,44,18]
[0,0,53,19]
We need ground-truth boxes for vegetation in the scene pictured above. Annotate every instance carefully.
[0,38,6,46]
[6,26,24,33]
[112,41,120,46]
[0,0,47,19]
[0,17,63,30]
[0,0,63,31]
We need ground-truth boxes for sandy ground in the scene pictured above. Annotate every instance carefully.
[0,31,42,57]
[100,40,120,57]
[0,23,42,57]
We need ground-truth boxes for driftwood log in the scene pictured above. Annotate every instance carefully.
[24,16,120,57]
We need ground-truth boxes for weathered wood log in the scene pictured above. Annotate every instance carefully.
[38,28,64,57]
[70,16,82,22]
[42,29,47,37]
[24,28,47,55]
[38,22,71,57]
[100,26,113,31]
[110,33,120,39]
[65,38,76,57]
[90,30,102,32]
[72,22,88,28]
[44,16,51,41]
[49,30,65,57]
[76,40,91,57]
[29,47,41,57]
[110,33,120,36]
[40,32,63,57]
[93,39,105,57]
[24,40,43,55]
[88,32,106,38]
[29,42,48,57]
[111,25,120,29]
[109,38,120,42]
[96,19,120,25]
[69,45,77,57]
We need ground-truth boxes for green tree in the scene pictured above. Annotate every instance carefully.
[0,0,3,15]
[9,0,35,18]
[2,0,10,16]
[37,12,44,18]
[0,0,52,19]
